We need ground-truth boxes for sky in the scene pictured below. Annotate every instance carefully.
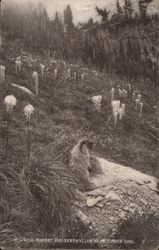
[3,0,159,24]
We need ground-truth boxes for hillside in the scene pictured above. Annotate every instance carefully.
[0,42,159,248]
[1,44,159,177]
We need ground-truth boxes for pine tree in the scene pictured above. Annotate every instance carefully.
[55,12,60,24]
[64,5,73,30]
[87,18,94,27]
[116,0,123,16]
[139,0,153,19]
[123,0,133,19]
[95,6,110,23]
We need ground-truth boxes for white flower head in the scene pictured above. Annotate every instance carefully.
[4,95,17,113]
[24,104,34,121]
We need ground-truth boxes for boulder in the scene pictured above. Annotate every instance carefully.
[70,139,159,248]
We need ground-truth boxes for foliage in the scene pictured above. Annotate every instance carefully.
[64,4,74,30]
[139,0,154,19]
[116,0,123,17]
[115,213,159,249]
[2,0,159,85]
[123,0,134,18]
[95,6,110,22]
[0,142,89,247]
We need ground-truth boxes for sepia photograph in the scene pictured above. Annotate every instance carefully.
[0,0,159,249]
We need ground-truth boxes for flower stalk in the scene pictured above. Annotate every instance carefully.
[4,95,17,159]
[24,104,34,162]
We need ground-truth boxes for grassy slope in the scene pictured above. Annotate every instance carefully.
[0,44,159,247]
[6,49,158,178]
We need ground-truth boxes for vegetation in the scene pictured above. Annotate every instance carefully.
[0,0,159,248]
[2,0,159,84]
[115,213,159,249]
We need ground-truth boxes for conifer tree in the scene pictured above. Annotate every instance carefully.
[96,6,110,23]
[123,0,133,19]
[64,5,74,30]
[139,0,153,19]
[116,0,123,17]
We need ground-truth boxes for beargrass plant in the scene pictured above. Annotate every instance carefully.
[4,95,17,159]
[24,104,34,162]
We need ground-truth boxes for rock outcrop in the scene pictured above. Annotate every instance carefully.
[71,139,159,248]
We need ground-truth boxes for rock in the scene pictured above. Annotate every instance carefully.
[96,202,103,208]
[119,211,125,218]
[139,199,148,205]
[93,157,158,192]
[137,206,144,216]
[11,83,35,96]
[129,203,137,207]
[70,140,159,241]
[106,202,111,205]
[87,196,104,207]
[109,216,115,221]
[76,209,91,225]
[129,207,136,214]
[87,188,107,197]
[106,191,121,202]
[123,206,129,211]
[150,206,158,214]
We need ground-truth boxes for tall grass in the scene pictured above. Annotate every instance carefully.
[115,213,159,249]
[0,154,87,247]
